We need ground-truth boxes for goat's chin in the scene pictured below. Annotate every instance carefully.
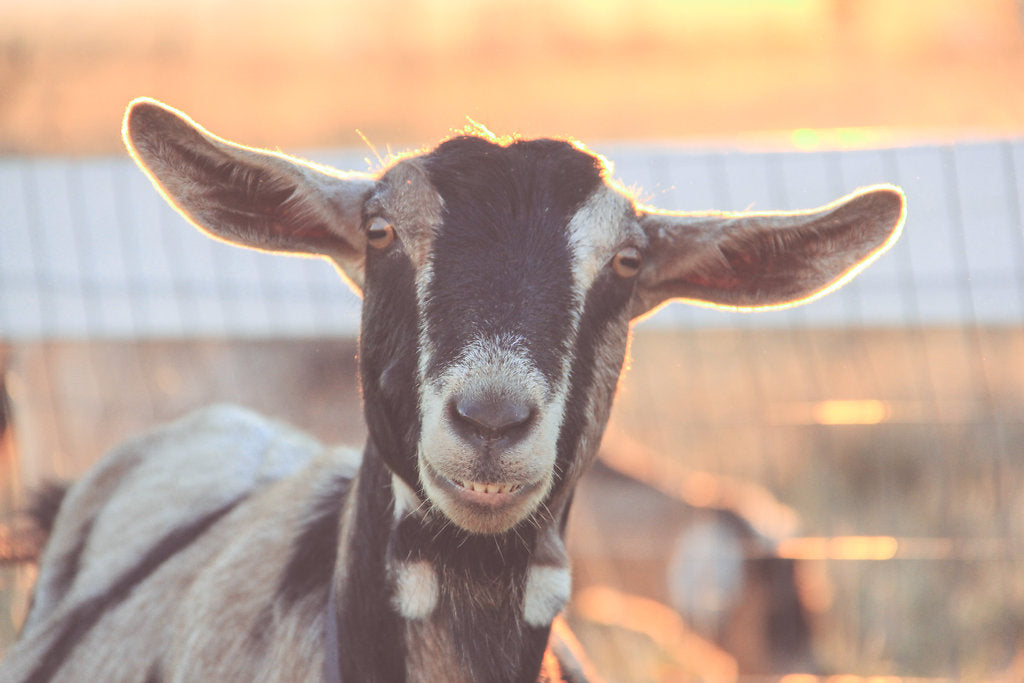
[419,459,552,534]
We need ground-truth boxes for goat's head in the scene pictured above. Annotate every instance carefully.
[124,98,905,535]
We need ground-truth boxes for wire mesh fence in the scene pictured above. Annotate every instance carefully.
[1,138,1022,679]
[3,138,1022,339]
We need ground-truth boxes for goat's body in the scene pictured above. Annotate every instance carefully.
[8,406,584,682]
[8,407,342,680]
[1,98,904,681]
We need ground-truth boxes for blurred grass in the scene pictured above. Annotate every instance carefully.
[605,327,1024,677]
[3,327,1022,677]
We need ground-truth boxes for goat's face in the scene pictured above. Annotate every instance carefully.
[124,98,906,536]
[360,138,643,533]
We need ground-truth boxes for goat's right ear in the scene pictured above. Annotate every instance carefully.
[630,185,905,319]
[123,97,375,293]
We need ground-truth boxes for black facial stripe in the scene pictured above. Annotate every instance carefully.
[359,242,422,489]
[27,496,246,682]
[553,269,634,488]
[420,136,604,384]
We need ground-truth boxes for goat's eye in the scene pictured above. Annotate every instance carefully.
[612,247,642,278]
[366,217,395,249]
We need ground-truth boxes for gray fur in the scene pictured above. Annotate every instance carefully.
[1,98,905,682]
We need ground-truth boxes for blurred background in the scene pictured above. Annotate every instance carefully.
[2,0,1023,680]
[3,0,1024,153]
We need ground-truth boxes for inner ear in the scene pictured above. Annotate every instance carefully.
[194,158,342,255]
[632,185,905,317]
[123,98,375,290]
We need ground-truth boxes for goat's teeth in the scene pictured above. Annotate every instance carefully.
[457,480,518,494]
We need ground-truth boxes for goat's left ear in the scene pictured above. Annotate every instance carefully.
[123,97,375,293]
[630,185,906,319]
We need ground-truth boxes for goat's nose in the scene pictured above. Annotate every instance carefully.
[449,394,536,443]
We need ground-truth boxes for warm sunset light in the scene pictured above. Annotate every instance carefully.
[789,127,896,151]
[780,676,906,683]
[812,399,891,425]
[2,0,1023,153]
[777,537,1015,562]
[778,536,899,561]
[767,399,893,425]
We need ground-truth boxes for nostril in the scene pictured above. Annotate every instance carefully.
[450,394,536,441]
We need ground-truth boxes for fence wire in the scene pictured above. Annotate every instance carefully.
[2,139,1022,339]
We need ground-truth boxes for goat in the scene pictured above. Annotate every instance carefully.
[571,459,817,675]
[0,97,905,682]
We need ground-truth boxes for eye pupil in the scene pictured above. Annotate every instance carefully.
[367,217,395,249]
[612,248,642,278]
[619,256,640,269]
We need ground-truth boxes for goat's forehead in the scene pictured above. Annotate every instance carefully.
[370,160,444,267]
[374,137,634,271]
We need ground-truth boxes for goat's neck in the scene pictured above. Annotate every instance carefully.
[332,440,569,683]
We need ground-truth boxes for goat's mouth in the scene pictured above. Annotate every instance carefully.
[448,477,530,501]
[421,460,547,533]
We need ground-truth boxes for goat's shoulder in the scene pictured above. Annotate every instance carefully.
[32,406,317,605]
[10,407,358,680]
[163,427,356,679]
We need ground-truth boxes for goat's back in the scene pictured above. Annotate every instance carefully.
[3,405,361,682]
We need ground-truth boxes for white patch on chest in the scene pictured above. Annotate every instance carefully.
[522,565,572,627]
[392,560,440,620]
